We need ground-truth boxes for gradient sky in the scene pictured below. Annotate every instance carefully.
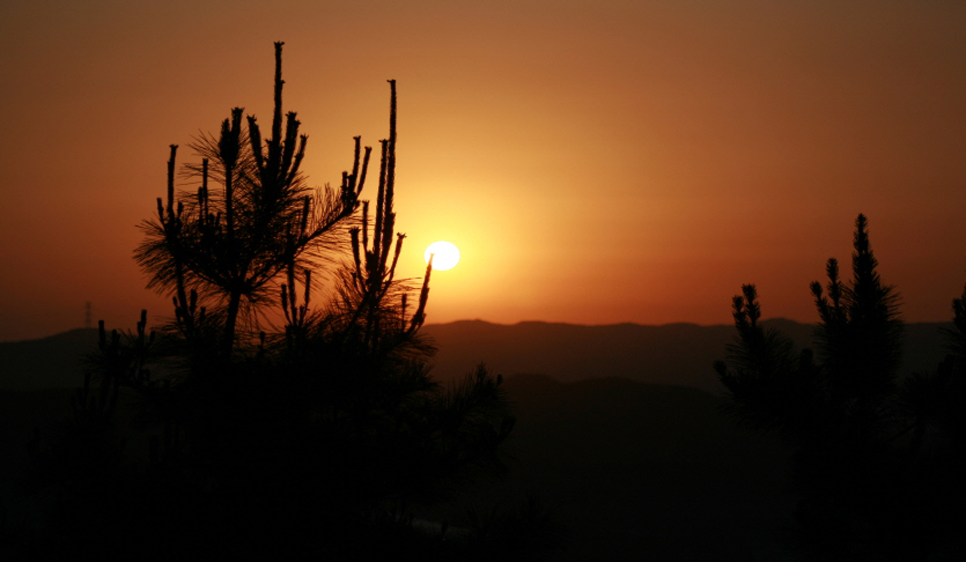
[2,0,966,341]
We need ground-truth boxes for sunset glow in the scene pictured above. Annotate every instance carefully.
[2,1,966,341]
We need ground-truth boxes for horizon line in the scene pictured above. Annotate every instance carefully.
[8,316,957,345]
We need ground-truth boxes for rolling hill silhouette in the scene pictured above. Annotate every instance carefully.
[0,319,952,392]
[0,319,955,560]
[416,373,795,561]
[422,319,952,392]
[0,328,99,390]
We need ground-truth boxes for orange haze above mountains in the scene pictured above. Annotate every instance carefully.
[2,1,965,341]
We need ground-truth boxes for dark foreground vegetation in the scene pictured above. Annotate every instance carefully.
[1,369,793,561]
[716,215,966,560]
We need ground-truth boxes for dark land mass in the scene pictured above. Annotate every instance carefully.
[1,377,792,560]
[0,319,956,559]
[434,374,796,561]
[422,319,953,392]
[0,328,100,390]
[1,319,952,393]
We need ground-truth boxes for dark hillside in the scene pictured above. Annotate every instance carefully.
[0,389,75,511]
[14,322,950,559]
[0,328,97,390]
[422,321,735,391]
[2,374,795,561]
[423,319,952,392]
[0,321,951,393]
[433,374,796,561]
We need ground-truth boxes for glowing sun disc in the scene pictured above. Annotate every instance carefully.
[424,241,460,271]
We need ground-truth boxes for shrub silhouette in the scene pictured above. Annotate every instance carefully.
[715,214,966,560]
[27,43,521,560]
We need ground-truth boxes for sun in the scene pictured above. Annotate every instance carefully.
[424,241,461,271]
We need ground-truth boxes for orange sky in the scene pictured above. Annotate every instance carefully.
[2,1,966,341]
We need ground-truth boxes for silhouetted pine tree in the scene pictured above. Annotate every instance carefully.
[27,43,524,561]
[715,214,966,560]
[134,42,365,355]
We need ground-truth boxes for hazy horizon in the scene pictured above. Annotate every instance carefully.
[4,313,957,345]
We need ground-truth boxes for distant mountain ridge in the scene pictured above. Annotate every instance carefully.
[0,328,98,390]
[422,318,953,393]
[0,320,954,392]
